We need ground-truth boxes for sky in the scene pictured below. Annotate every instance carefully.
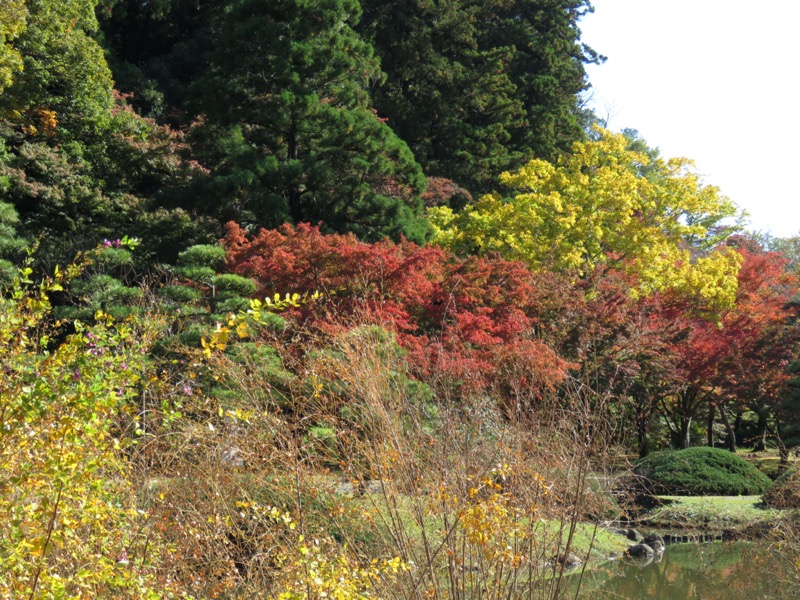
[578,0,800,238]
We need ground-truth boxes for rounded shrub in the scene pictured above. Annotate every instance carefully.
[763,467,800,508]
[634,447,773,496]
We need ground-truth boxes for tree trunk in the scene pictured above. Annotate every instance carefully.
[679,417,691,449]
[718,405,737,453]
[706,403,716,447]
[635,391,653,458]
[733,412,744,446]
[753,411,768,452]
[637,412,650,458]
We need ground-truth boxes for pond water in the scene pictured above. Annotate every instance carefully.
[564,542,800,599]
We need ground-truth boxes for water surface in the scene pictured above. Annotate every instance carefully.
[565,542,799,599]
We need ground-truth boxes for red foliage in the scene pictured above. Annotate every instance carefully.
[675,248,798,395]
[661,247,800,447]
[222,222,570,404]
[421,177,473,207]
[717,248,799,403]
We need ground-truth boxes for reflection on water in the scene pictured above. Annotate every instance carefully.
[565,542,800,600]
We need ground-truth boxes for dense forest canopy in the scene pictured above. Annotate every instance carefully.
[2,0,800,597]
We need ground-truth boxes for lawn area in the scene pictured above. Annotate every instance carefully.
[549,521,631,561]
[641,495,780,531]
[343,486,631,566]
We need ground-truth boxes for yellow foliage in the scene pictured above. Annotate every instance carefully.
[0,260,172,598]
[228,505,409,599]
[429,127,743,309]
[0,0,26,92]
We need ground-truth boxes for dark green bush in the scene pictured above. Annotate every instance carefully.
[634,447,773,496]
[212,274,258,297]
[177,244,226,268]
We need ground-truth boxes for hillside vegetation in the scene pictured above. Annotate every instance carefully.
[1,0,800,597]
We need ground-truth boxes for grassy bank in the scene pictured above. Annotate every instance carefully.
[638,495,781,534]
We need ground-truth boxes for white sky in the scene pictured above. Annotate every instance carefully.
[579,0,800,238]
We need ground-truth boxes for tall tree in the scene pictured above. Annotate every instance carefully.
[471,0,601,160]
[95,0,228,121]
[0,0,215,265]
[0,0,114,137]
[429,128,743,311]
[188,0,429,243]
[359,0,525,193]
[360,0,599,195]
[0,0,26,94]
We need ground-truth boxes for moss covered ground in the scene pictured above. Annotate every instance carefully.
[639,495,780,532]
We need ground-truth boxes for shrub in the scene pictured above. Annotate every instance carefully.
[763,468,800,508]
[634,447,773,496]
[0,258,173,598]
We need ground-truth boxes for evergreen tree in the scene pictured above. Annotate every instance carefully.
[95,0,228,121]
[188,0,429,243]
[472,0,602,161]
[359,0,525,193]
[0,201,26,286]
[360,0,600,195]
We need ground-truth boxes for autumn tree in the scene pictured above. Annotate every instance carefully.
[222,221,570,406]
[429,128,743,310]
[711,246,799,451]
[659,246,798,450]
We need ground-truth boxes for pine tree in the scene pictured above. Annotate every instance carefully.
[472,0,602,161]
[360,0,600,195]
[0,201,26,286]
[188,0,430,243]
[359,0,525,193]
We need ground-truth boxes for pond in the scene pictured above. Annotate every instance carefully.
[564,542,800,599]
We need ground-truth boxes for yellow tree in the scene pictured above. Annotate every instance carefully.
[429,128,743,309]
[0,0,26,93]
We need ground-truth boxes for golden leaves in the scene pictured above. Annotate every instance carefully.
[429,127,742,309]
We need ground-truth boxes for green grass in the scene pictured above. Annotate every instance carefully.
[545,521,630,560]
[640,495,780,530]
[340,486,630,565]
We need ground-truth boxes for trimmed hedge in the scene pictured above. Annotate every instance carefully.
[634,447,773,496]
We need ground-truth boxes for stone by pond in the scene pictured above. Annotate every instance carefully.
[564,541,800,599]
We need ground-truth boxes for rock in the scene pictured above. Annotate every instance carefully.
[625,543,654,558]
[221,446,244,467]
[334,479,384,495]
[652,551,663,564]
[626,528,644,542]
[634,554,654,567]
[642,533,665,552]
[603,525,629,537]
[554,552,583,569]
